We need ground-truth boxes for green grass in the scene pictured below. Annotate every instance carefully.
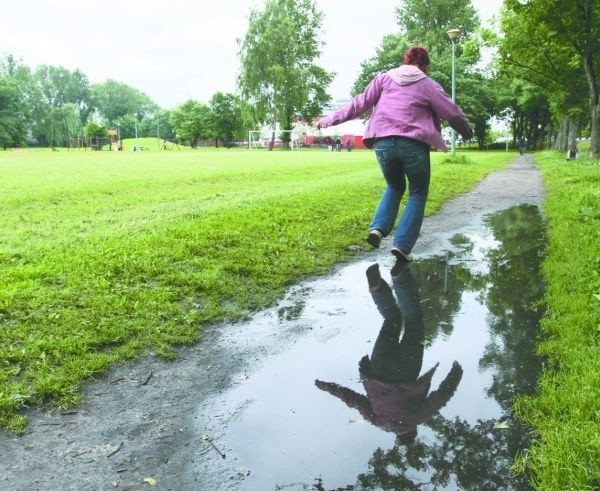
[0,145,511,432]
[512,151,600,490]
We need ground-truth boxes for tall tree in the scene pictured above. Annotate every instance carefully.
[0,77,27,149]
[493,76,553,150]
[30,65,94,145]
[170,100,216,148]
[0,55,33,148]
[210,92,246,147]
[237,0,333,147]
[500,0,600,157]
[91,80,159,127]
[395,0,479,55]
[458,72,497,149]
[34,66,93,123]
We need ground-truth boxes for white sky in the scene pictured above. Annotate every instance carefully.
[1,0,502,109]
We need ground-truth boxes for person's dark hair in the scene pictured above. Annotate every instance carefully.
[404,46,430,70]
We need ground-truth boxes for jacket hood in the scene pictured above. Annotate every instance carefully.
[388,64,428,86]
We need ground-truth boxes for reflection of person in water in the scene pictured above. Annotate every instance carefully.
[315,263,463,443]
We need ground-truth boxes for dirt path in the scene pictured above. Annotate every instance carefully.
[0,154,545,491]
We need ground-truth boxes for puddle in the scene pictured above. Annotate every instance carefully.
[192,204,547,490]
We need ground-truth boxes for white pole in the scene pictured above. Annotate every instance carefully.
[447,29,460,157]
[451,39,456,157]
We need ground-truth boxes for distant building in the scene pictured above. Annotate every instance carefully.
[321,98,352,114]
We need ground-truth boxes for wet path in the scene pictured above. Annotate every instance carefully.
[191,207,547,490]
[0,155,546,490]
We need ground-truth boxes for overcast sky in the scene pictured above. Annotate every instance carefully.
[2,0,502,109]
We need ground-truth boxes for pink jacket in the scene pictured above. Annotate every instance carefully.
[320,65,473,151]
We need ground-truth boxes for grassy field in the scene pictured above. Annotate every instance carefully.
[0,144,511,435]
[5,144,599,489]
[513,151,600,490]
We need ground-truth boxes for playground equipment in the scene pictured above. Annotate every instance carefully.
[68,129,122,151]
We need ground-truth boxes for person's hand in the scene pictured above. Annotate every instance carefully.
[316,119,324,130]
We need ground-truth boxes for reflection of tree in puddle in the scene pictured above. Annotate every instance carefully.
[478,204,547,409]
[313,205,545,490]
[413,254,469,341]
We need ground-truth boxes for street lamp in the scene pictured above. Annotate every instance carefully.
[447,28,460,156]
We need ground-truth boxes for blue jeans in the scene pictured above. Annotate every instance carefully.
[370,137,430,253]
[368,267,424,383]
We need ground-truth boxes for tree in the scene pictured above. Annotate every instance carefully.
[352,34,412,95]
[32,65,93,138]
[91,80,159,128]
[170,100,216,148]
[65,69,93,125]
[0,77,28,149]
[210,92,246,147]
[0,55,32,148]
[44,103,81,147]
[493,76,553,150]
[458,73,497,149]
[237,0,333,147]
[83,121,108,150]
[500,0,600,157]
[395,0,479,55]
[155,110,176,142]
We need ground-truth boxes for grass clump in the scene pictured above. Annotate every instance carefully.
[513,152,600,490]
[0,147,510,432]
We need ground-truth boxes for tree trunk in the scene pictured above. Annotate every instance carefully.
[567,118,578,154]
[555,116,569,152]
[269,130,275,151]
[590,103,600,158]
[582,53,600,157]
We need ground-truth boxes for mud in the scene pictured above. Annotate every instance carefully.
[0,154,545,491]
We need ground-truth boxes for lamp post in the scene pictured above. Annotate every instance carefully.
[447,28,460,157]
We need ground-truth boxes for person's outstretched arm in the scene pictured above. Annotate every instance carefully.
[425,82,473,140]
[420,361,463,418]
[316,75,383,129]
[315,379,372,419]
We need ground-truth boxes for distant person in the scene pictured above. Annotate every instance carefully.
[346,138,353,152]
[335,137,342,152]
[316,46,472,271]
[315,264,463,443]
[519,136,526,155]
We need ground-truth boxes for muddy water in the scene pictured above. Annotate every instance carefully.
[191,204,546,490]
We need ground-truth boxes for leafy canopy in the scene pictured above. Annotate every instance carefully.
[237,0,333,138]
[170,100,216,148]
[499,0,600,156]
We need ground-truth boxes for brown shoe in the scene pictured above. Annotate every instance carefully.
[366,229,383,249]
[391,247,413,263]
